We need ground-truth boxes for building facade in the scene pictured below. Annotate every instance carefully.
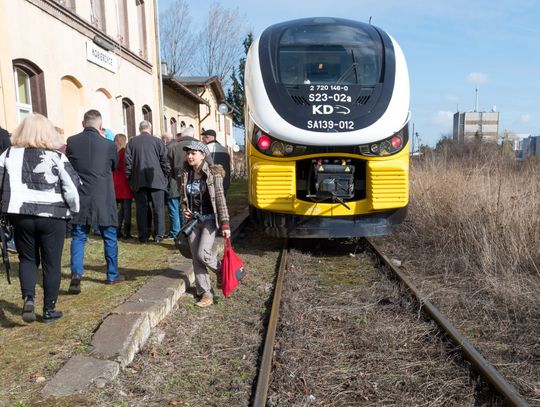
[178,76,233,148]
[162,75,208,137]
[0,0,162,140]
[453,111,499,143]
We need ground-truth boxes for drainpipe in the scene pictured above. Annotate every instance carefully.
[198,87,210,130]
[153,0,164,135]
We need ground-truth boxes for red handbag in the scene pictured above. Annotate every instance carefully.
[221,237,246,297]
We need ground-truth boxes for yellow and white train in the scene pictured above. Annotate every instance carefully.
[244,17,410,237]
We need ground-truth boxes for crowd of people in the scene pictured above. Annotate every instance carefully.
[0,109,232,322]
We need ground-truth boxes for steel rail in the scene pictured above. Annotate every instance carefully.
[253,238,289,407]
[367,238,529,407]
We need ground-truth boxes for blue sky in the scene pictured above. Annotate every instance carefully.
[159,0,540,147]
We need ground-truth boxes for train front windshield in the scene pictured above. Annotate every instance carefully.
[277,24,383,86]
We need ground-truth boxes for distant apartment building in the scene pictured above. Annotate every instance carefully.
[520,135,539,159]
[453,110,499,143]
[0,0,162,140]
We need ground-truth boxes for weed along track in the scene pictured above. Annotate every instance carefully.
[259,238,529,406]
[36,223,530,406]
[80,221,283,406]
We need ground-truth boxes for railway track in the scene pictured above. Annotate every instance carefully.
[253,237,529,407]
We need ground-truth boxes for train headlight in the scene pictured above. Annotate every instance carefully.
[253,128,303,157]
[271,141,285,156]
[359,129,407,157]
[270,142,294,156]
[391,135,403,149]
[257,134,271,150]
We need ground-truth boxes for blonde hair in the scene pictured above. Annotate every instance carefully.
[114,133,127,150]
[11,113,63,149]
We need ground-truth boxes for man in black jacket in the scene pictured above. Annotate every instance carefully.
[66,110,124,293]
[201,129,231,194]
[125,120,169,243]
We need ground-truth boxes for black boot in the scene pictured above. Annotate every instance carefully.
[22,296,36,323]
[43,309,63,324]
[68,275,81,294]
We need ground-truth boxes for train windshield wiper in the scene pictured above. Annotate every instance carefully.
[336,62,359,84]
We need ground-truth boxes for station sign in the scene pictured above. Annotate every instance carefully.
[86,41,117,73]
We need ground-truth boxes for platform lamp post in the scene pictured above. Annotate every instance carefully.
[218,102,241,153]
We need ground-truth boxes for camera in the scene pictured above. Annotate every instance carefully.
[180,212,204,237]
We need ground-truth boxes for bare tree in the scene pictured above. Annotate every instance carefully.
[159,0,196,77]
[197,3,245,88]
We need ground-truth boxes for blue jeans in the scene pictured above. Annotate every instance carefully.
[70,224,119,281]
[167,197,182,237]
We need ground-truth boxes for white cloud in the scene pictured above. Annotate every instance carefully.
[432,110,454,125]
[467,72,488,84]
[518,113,531,124]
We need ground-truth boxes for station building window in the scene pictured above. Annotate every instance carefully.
[61,76,84,138]
[118,0,129,47]
[170,117,177,137]
[90,0,106,32]
[142,104,152,125]
[13,59,47,123]
[122,98,135,140]
[95,88,113,130]
[54,0,76,12]
[136,0,148,59]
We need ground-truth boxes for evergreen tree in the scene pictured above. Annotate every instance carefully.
[226,32,253,129]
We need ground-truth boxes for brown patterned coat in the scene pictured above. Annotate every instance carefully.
[177,161,230,230]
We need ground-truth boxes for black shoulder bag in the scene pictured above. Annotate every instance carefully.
[0,147,12,283]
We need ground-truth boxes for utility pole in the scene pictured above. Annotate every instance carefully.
[411,122,415,153]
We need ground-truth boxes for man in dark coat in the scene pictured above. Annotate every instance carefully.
[125,120,169,243]
[201,129,231,194]
[162,132,181,238]
[66,109,124,293]
[168,126,197,194]
[0,126,11,154]
[167,127,198,236]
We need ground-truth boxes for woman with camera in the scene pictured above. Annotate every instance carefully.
[178,140,230,307]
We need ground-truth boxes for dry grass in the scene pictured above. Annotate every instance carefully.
[379,144,540,404]
[0,237,175,406]
[405,146,539,309]
[270,243,477,406]
[0,179,249,407]
[78,224,281,407]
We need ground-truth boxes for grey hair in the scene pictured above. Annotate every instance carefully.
[161,133,172,142]
[180,127,195,138]
[139,120,152,133]
[83,109,103,129]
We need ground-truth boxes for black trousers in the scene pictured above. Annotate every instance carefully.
[134,188,165,241]
[117,198,132,236]
[9,214,66,310]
